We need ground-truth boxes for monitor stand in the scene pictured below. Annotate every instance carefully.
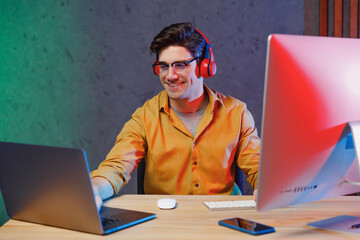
[343,121,360,186]
[307,121,360,236]
[308,215,360,236]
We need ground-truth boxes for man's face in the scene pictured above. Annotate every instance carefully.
[157,45,203,103]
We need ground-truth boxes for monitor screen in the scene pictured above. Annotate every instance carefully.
[256,34,360,212]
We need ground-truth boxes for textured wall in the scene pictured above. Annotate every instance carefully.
[0,0,305,226]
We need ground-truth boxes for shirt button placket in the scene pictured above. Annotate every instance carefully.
[192,140,200,192]
[192,140,197,166]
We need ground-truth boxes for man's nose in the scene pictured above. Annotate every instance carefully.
[166,66,179,79]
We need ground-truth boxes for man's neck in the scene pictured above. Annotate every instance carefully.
[170,91,208,113]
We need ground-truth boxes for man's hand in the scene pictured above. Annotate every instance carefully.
[91,177,114,211]
[253,189,258,202]
[92,182,104,211]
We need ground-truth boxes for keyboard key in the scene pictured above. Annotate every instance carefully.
[101,217,122,226]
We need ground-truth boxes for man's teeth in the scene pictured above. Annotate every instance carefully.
[168,82,181,87]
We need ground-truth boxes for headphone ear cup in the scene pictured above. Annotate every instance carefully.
[205,47,217,78]
[153,65,160,75]
[153,60,160,75]
[200,58,211,78]
[195,62,201,78]
[208,61,217,77]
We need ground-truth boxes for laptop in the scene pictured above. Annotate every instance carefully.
[0,141,156,235]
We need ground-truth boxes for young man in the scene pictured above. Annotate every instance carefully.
[91,22,260,209]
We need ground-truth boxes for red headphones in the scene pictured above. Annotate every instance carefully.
[152,28,216,78]
[194,28,217,78]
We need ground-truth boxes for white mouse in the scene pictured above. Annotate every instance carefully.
[157,198,177,209]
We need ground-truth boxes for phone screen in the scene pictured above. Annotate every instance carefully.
[219,217,275,235]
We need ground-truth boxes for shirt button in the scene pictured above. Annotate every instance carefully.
[195,184,199,187]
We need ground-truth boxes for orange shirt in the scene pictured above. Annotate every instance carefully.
[91,85,260,195]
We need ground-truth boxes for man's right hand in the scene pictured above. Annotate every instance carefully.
[92,182,104,211]
[91,177,114,211]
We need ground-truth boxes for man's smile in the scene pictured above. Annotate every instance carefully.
[166,81,185,88]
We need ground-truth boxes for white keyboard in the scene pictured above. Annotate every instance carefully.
[203,200,256,211]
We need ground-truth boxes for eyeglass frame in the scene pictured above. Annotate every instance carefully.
[152,57,199,75]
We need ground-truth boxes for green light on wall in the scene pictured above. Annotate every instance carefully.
[0,0,96,226]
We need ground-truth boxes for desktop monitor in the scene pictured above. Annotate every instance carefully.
[256,34,360,212]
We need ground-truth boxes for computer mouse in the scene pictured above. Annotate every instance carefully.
[157,198,177,210]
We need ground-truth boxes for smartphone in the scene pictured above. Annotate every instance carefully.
[219,217,275,235]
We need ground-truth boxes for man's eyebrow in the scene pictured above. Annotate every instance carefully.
[156,61,169,65]
[157,60,188,65]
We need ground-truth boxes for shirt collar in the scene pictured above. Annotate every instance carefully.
[203,84,224,109]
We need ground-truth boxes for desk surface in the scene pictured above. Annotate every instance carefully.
[1,195,360,239]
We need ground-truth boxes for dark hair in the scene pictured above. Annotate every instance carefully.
[150,22,206,59]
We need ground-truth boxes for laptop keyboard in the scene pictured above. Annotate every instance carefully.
[101,217,122,226]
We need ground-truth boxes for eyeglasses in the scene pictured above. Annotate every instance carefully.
[152,57,198,76]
